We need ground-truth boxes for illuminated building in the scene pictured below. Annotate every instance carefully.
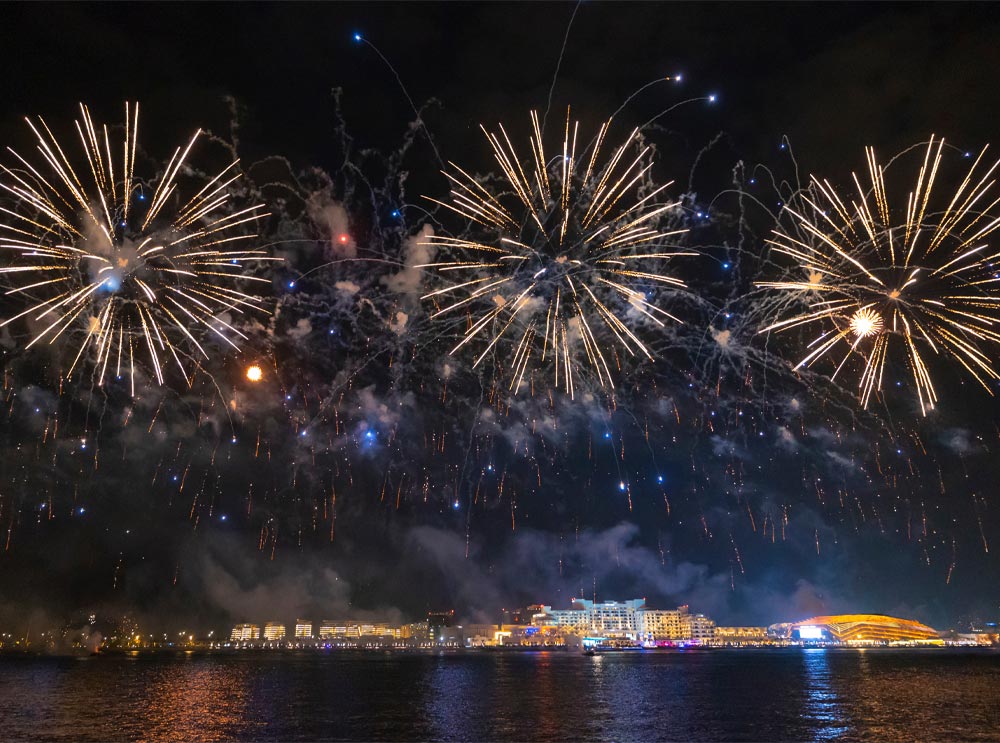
[230,624,260,641]
[294,621,313,639]
[534,598,649,637]
[531,604,586,631]
[635,604,715,642]
[768,614,941,645]
[713,626,769,644]
[401,622,428,641]
[318,621,337,639]
[358,623,398,638]
[688,613,716,641]
[635,607,686,640]
[263,622,286,641]
[463,623,500,646]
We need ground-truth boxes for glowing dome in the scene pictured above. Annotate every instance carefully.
[770,614,940,644]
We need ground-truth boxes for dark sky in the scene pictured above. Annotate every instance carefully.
[0,2,999,635]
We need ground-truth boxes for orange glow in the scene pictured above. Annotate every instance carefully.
[245,365,263,382]
[791,614,939,643]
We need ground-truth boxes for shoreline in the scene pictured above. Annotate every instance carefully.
[1,644,994,659]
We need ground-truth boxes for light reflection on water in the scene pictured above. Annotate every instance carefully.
[0,649,996,742]
[801,648,850,740]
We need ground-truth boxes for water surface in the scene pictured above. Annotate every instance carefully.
[0,648,996,741]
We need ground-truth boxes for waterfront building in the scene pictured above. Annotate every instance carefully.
[713,626,769,644]
[768,614,941,645]
[635,607,687,640]
[579,598,647,634]
[688,613,716,641]
[294,620,313,639]
[529,600,720,643]
[633,604,715,642]
[318,620,337,639]
[358,622,397,638]
[533,598,652,638]
[401,621,429,641]
[531,604,584,631]
[263,622,286,641]
[230,624,260,641]
[463,623,501,646]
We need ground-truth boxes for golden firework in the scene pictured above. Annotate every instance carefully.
[0,102,279,393]
[245,364,263,382]
[758,137,1000,414]
[849,307,883,339]
[419,108,692,398]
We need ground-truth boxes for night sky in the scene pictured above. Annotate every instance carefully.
[1,2,999,634]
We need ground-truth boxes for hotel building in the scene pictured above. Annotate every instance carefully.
[262,622,286,641]
[230,624,260,642]
[532,599,716,642]
[294,620,313,639]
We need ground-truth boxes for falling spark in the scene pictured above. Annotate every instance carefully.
[0,102,279,391]
[420,108,693,397]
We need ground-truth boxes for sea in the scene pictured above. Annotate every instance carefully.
[0,648,997,742]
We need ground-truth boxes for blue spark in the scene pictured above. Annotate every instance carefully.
[353,32,362,42]
[657,475,664,484]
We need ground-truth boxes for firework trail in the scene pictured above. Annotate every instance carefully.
[419,108,695,399]
[0,102,278,393]
[757,137,1000,414]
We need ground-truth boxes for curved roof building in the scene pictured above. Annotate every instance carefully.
[770,614,940,644]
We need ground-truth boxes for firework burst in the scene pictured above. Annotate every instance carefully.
[0,102,277,393]
[758,137,1000,414]
[419,109,693,398]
